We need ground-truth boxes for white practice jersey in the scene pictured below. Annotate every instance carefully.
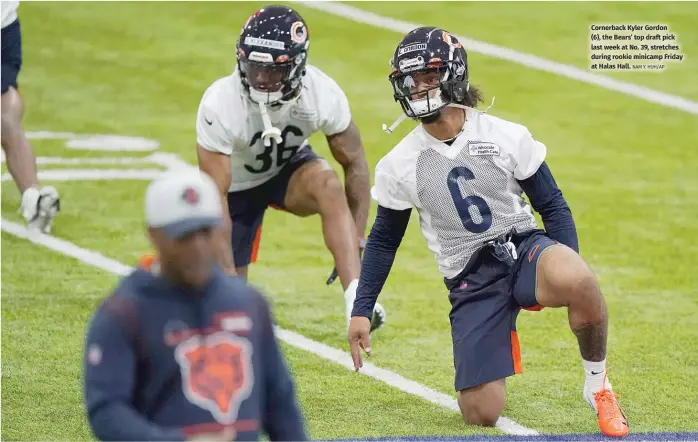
[1,0,19,29]
[372,108,546,279]
[196,64,352,192]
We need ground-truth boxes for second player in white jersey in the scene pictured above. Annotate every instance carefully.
[348,26,628,438]
[197,64,351,192]
[372,107,545,279]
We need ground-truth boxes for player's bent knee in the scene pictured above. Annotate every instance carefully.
[1,95,23,146]
[458,381,505,427]
[1,104,16,129]
[537,245,598,307]
[312,170,345,207]
[285,160,343,217]
[570,269,601,302]
[461,399,503,427]
[1,87,23,120]
[0,118,20,147]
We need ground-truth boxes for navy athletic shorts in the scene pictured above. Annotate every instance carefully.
[1,19,22,94]
[226,144,321,268]
[446,229,564,391]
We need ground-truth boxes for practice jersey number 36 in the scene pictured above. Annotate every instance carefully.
[244,125,304,174]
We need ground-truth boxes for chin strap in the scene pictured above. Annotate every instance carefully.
[381,96,496,135]
[483,95,496,113]
[381,114,408,134]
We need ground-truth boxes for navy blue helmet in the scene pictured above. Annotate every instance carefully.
[389,27,470,119]
[236,5,310,105]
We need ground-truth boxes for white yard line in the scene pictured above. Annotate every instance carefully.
[1,169,164,182]
[297,1,698,115]
[31,155,170,166]
[147,152,195,170]
[1,217,537,436]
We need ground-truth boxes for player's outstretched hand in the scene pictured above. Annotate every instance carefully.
[187,427,236,441]
[348,316,371,372]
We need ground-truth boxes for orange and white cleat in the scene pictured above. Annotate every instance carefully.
[584,376,629,437]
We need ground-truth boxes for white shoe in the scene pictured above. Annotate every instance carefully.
[21,185,60,234]
[370,302,386,332]
[583,373,612,412]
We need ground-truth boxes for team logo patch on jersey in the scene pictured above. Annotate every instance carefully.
[176,332,254,424]
[290,107,318,121]
[467,142,500,157]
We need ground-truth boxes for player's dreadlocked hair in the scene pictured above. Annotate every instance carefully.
[459,84,485,108]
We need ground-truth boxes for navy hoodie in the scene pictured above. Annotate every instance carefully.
[83,266,307,441]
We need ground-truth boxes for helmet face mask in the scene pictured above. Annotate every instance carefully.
[238,55,304,104]
[391,65,453,119]
[236,6,309,105]
[389,27,470,120]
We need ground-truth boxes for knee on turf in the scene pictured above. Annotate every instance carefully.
[458,386,504,427]
[461,400,502,427]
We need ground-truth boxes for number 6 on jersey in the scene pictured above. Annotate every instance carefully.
[447,166,493,234]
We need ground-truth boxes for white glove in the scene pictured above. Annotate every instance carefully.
[21,185,60,234]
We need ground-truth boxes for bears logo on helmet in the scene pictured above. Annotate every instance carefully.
[290,21,307,44]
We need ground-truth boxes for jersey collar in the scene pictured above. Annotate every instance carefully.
[418,108,477,159]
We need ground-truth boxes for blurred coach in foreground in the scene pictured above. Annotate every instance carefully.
[83,167,307,441]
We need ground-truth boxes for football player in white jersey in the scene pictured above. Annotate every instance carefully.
[195,5,384,331]
[348,27,628,437]
[1,0,60,233]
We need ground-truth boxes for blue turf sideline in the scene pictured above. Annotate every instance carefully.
[329,432,698,442]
